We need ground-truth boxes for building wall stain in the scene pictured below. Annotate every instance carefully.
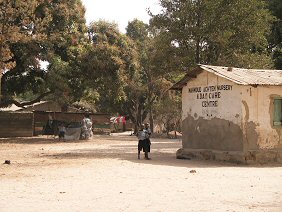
[242,100,249,121]
[242,100,259,150]
[245,121,259,150]
[182,115,243,151]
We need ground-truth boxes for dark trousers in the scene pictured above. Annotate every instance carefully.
[138,139,151,159]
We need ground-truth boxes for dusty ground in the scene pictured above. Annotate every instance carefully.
[0,134,282,212]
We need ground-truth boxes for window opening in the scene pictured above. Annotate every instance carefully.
[273,98,282,126]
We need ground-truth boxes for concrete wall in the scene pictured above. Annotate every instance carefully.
[182,72,243,151]
[241,86,282,151]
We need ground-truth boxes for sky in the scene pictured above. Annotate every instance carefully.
[81,0,162,33]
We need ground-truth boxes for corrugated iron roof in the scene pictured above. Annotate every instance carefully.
[171,64,282,90]
[200,64,282,85]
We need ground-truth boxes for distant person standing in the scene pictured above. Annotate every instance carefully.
[58,123,66,141]
[136,124,151,160]
[136,124,146,159]
[81,114,93,140]
[144,123,152,159]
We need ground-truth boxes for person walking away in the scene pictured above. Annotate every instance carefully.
[136,124,146,159]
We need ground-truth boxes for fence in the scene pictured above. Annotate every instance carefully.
[0,112,34,137]
[33,111,111,135]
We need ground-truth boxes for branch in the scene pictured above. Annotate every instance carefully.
[1,91,52,108]
[3,57,15,64]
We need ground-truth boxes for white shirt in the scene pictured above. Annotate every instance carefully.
[137,130,146,140]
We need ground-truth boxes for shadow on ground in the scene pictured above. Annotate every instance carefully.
[1,135,281,168]
[41,137,281,168]
[0,136,92,144]
[0,134,136,144]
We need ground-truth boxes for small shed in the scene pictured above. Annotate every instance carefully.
[172,64,282,163]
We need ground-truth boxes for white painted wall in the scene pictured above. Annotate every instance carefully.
[182,72,242,125]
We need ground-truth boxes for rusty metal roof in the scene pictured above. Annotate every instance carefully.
[171,64,282,90]
[200,64,282,85]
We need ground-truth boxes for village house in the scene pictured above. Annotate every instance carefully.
[172,64,282,163]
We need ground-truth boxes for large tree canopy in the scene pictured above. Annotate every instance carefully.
[79,21,139,113]
[0,0,87,108]
[150,0,274,69]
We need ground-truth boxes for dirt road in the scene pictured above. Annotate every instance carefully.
[0,134,281,212]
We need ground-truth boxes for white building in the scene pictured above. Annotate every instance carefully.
[172,64,282,163]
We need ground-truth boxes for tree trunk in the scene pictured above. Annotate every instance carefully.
[61,104,68,112]
[0,73,2,104]
[196,39,200,64]
[149,105,153,133]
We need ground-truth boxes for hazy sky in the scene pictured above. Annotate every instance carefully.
[81,0,162,32]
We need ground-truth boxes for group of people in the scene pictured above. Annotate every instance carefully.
[136,123,152,160]
[57,114,93,141]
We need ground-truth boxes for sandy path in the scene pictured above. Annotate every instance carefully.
[0,135,282,212]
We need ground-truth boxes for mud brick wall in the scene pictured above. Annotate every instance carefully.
[34,112,110,124]
[0,112,34,137]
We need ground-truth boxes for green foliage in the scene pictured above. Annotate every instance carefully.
[150,0,274,69]
[0,0,87,107]
[45,56,72,104]
[268,0,282,69]
[125,19,151,125]
[80,21,139,112]
[126,19,149,44]
[125,19,179,130]
[153,91,182,134]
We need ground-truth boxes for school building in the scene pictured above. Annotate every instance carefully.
[172,64,282,163]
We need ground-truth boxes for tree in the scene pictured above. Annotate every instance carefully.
[150,0,274,69]
[0,0,20,72]
[122,18,186,133]
[268,0,282,69]
[80,21,139,114]
[0,0,87,108]
[153,91,182,136]
[125,19,152,129]
[126,19,177,132]
[0,0,38,104]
